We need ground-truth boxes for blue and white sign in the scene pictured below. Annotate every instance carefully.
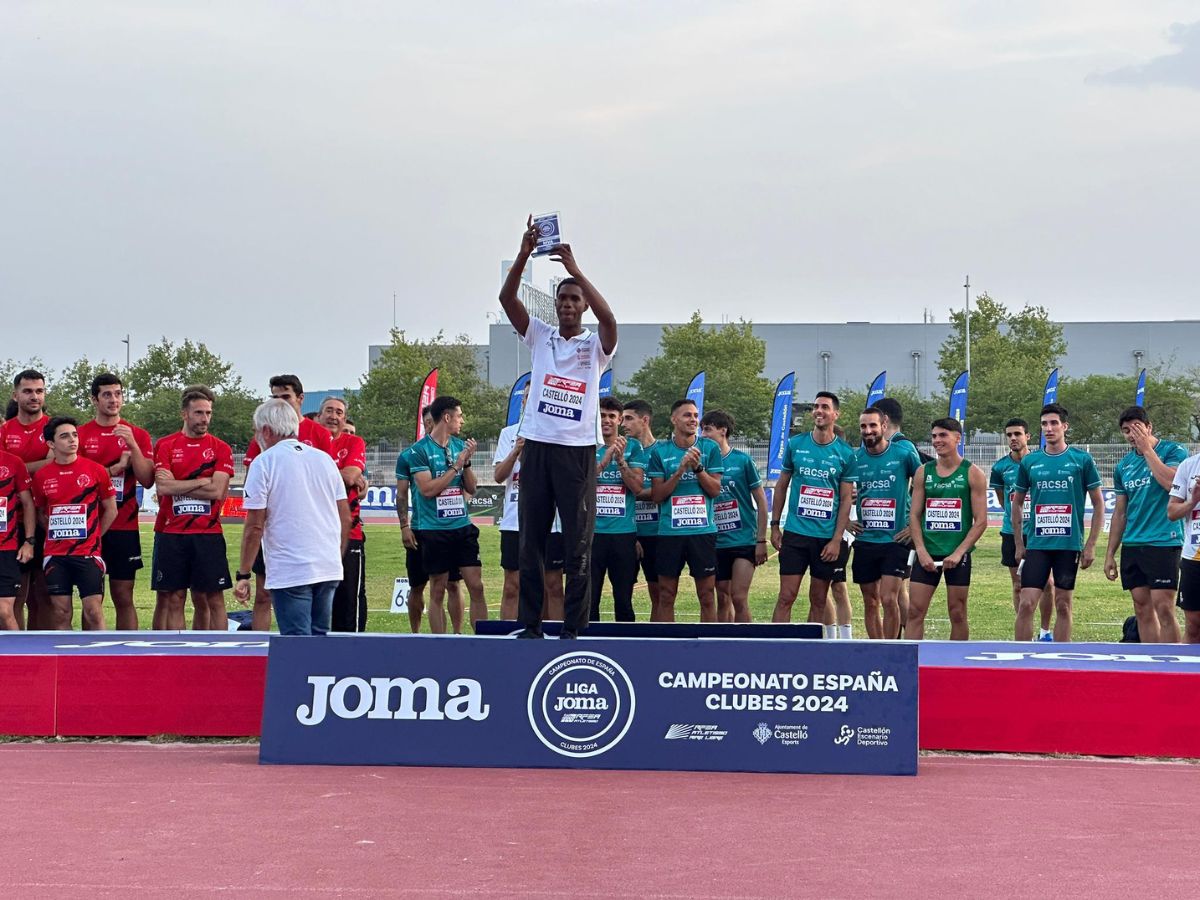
[260,635,918,775]
[531,212,562,256]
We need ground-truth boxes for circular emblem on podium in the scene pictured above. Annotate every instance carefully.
[527,651,635,758]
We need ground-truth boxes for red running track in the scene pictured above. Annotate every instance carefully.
[2,744,1198,898]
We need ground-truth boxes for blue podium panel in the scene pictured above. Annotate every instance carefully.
[260,636,918,775]
[474,621,823,639]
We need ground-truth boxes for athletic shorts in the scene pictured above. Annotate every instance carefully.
[657,533,717,580]
[251,547,266,577]
[779,533,849,583]
[101,529,144,581]
[909,552,972,588]
[1120,545,1181,591]
[1000,533,1019,568]
[419,525,482,577]
[1177,559,1200,612]
[152,532,232,593]
[406,542,460,588]
[1021,548,1080,592]
[17,524,44,574]
[715,545,756,582]
[852,541,911,584]
[0,549,21,598]
[499,530,565,572]
[637,534,659,583]
[44,555,105,599]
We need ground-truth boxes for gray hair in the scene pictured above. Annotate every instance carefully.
[253,398,300,439]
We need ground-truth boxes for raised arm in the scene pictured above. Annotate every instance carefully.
[498,217,536,337]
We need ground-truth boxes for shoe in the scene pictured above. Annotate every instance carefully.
[516,627,543,639]
[1037,632,1053,642]
[559,630,578,640]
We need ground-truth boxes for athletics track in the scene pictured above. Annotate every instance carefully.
[2,743,1196,898]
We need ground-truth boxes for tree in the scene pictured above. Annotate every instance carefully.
[350,329,506,445]
[50,356,123,422]
[835,384,947,447]
[1058,370,1197,443]
[626,313,775,438]
[936,294,1067,435]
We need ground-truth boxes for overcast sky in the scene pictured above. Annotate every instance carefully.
[4,1,1199,392]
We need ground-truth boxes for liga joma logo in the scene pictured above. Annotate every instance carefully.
[527,651,635,759]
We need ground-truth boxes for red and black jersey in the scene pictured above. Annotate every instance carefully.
[0,449,34,552]
[153,432,235,535]
[244,417,333,466]
[77,419,154,533]
[32,457,115,558]
[331,431,368,541]
[0,414,51,466]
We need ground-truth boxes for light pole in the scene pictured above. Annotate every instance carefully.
[963,275,971,378]
[121,334,131,372]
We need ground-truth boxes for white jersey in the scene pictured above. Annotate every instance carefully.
[493,423,560,534]
[1170,452,1200,561]
[518,316,614,447]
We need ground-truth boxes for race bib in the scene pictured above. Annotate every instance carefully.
[1034,503,1072,537]
[0,497,7,531]
[507,470,520,506]
[797,484,835,520]
[597,484,627,517]
[536,374,586,422]
[715,498,740,532]
[1189,509,1200,554]
[635,499,658,524]
[436,486,467,520]
[1020,497,1031,521]
[925,498,962,531]
[49,504,87,541]
[670,495,709,529]
[111,474,125,503]
[860,497,896,530]
[173,496,212,517]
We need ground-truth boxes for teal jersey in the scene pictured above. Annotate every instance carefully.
[635,469,658,537]
[781,433,855,540]
[851,439,921,544]
[988,453,1027,537]
[715,449,764,549]
[1015,446,1102,551]
[406,435,470,532]
[595,439,645,535]
[394,447,418,528]
[647,436,725,536]
[1114,440,1188,547]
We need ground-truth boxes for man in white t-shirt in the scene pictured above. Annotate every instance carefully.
[499,217,617,638]
[1167,452,1200,643]
[233,399,351,636]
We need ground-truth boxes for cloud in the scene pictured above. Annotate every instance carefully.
[1090,20,1200,88]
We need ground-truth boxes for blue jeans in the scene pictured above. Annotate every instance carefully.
[271,581,338,636]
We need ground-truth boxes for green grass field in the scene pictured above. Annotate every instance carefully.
[61,523,1155,641]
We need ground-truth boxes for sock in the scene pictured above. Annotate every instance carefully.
[838,624,852,640]
[823,624,837,639]
[1038,628,1052,639]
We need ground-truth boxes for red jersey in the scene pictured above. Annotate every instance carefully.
[32,457,115,558]
[77,419,154,533]
[0,414,51,466]
[331,431,368,541]
[153,432,235,535]
[0,449,34,552]
[244,417,333,466]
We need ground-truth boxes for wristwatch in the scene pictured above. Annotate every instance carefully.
[235,571,251,582]
[694,464,705,474]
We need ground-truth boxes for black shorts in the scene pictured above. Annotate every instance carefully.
[0,549,21,598]
[657,533,717,580]
[1177,559,1200,612]
[715,545,756,582]
[17,523,44,574]
[500,530,565,572]
[251,547,266,577]
[1021,548,1080,592]
[852,541,911,584]
[152,532,232,593]
[637,534,659,583]
[1120,545,1181,591]
[779,532,848,583]
[406,542,460,588]
[910,552,972,588]
[1000,532,1019,568]
[44,555,105,599]
[419,525,481,577]
[101,529,144,581]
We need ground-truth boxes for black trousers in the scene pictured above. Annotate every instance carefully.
[518,440,595,634]
[590,531,638,622]
[331,538,367,632]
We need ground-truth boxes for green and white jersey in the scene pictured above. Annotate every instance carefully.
[406,435,470,532]
[919,458,973,558]
[781,433,855,540]
[988,454,1029,537]
[1113,440,1187,547]
[394,446,418,529]
[851,440,921,544]
[594,439,645,536]
[715,449,764,549]
[1014,446,1102,551]
[647,436,725,536]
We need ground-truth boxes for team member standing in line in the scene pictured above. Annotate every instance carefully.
[499,218,617,639]
[0,445,36,629]
[320,397,370,632]
[621,400,662,618]
[2,370,52,628]
[1104,406,1187,643]
[78,374,154,630]
[770,392,854,629]
[1167,449,1200,643]
[32,417,118,630]
[701,409,768,623]
[1011,403,1105,643]
[907,418,988,640]
[151,387,235,630]
[648,399,724,622]
[592,397,645,622]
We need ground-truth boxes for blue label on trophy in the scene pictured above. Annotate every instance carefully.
[532,212,562,256]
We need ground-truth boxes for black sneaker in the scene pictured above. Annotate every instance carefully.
[559,630,577,640]
[516,627,543,639]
